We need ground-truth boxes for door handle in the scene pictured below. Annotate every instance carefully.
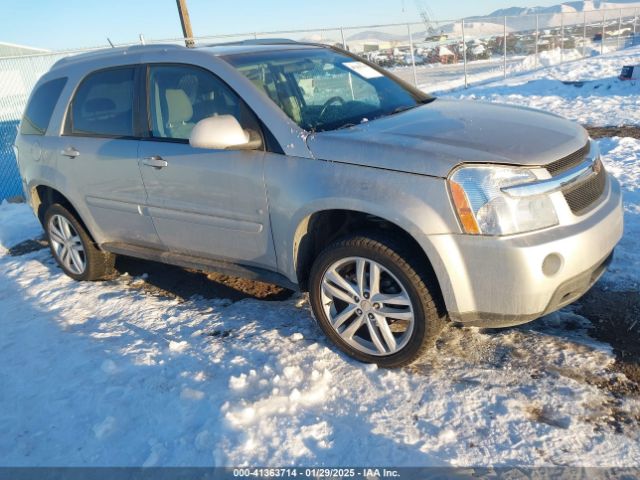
[142,156,168,169]
[61,147,80,158]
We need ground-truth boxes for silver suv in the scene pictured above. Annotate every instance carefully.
[15,41,623,367]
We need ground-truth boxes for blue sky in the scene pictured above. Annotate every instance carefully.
[3,0,563,50]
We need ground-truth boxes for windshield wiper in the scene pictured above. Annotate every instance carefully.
[390,105,418,115]
[335,122,358,130]
[328,100,436,130]
[386,98,436,118]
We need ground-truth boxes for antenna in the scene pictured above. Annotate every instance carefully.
[107,38,115,48]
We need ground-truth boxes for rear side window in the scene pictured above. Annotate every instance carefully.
[20,77,67,135]
[67,67,136,137]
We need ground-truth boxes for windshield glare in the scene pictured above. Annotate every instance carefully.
[225,48,431,132]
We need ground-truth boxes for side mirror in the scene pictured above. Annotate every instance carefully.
[189,115,262,151]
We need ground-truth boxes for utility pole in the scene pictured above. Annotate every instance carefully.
[503,16,507,79]
[176,0,195,47]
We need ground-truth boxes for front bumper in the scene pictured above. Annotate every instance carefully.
[428,175,624,328]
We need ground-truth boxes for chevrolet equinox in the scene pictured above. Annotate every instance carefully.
[15,41,623,367]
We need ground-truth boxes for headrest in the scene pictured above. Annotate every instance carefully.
[84,98,116,113]
[165,89,193,124]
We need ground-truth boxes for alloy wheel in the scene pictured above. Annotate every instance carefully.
[48,214,86,275]
[320,256,415,356]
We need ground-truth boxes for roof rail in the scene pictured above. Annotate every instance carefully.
[205,38,302,47]
[49,43,186,70]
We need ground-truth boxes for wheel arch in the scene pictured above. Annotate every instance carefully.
[291,208,450,314]
[31,184,98,245]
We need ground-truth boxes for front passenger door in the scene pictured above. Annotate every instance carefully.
[138,64,277,269]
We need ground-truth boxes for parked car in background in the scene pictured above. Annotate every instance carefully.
[15,40,623,367]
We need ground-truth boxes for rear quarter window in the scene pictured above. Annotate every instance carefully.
[67,67,136,138]
[20,77,67,135]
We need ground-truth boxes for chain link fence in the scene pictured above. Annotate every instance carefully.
[1,7,639,201]
[0,53,74,201]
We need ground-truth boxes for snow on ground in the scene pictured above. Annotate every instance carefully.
[443,45,640,126]
[392,45,630,94]
[0,134,639,467]
[599,137,640,291]
[0,201,44,256]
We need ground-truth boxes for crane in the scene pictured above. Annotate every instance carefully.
[414,0,438,37]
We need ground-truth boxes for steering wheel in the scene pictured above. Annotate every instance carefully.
[319,96,346,119]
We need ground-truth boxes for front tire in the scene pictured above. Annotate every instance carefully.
[309,233,446,368]
[44,204,115,281]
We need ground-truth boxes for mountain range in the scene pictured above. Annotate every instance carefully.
[486,0,640,17]
[345,0,640,44]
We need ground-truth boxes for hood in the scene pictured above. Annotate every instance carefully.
[305,99,589,178]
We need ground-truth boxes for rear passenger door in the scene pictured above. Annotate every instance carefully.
[17,76,69,194]
[137,64,276,268]
[59,66,160,247]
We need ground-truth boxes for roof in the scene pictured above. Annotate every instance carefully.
[49,44,183,71]
[202,42,323,56]
[0,41,48,58]
[438,46,455,56]
[49,40,325,71]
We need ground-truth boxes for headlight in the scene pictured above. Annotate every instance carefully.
[448,165,559,236]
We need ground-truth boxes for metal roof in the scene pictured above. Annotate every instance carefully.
[0,41,48,58]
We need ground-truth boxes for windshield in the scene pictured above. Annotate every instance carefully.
[224,48,433,132]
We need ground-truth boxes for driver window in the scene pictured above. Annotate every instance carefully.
[148,65,260,141]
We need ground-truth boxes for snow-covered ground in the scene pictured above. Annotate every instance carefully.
[0,186,639,467]
[443,45,640,126]
[598,137,640,291]
[392,44,631,95]
[1,46,639,468]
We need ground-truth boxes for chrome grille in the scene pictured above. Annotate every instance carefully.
[562,159,607,215]
[546,142,591,176]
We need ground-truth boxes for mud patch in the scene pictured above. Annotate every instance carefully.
[114,255,294,303]
[576,285,640,395]
[585,125,640,139]
[8,236,48,256]
[430,325,512,368]
[525,403,570,429]
[582,398,640,437]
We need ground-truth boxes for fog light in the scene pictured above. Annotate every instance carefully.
[542,254,563,277]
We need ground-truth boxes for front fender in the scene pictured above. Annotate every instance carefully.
[265,155,460,307]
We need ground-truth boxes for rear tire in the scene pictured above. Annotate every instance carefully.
[309,233,446,368]
[44,203,115,281]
